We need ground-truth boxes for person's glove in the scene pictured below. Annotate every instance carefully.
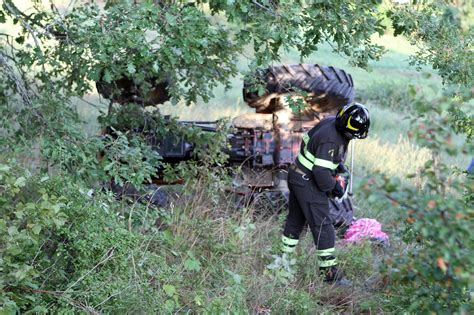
[332,174,347,199]
[335,163,350,188]
[336,163,349,174]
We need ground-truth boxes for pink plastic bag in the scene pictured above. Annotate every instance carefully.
[343,218,389,244]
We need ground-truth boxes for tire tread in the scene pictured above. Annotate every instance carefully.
[243,64,355,112]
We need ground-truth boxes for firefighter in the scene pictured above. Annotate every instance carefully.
[281,103,370,284]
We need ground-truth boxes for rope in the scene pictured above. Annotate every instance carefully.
[350,140,355,194]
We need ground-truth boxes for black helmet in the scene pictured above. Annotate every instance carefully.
[335,103,370,139]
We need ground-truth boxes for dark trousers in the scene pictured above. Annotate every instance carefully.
[283,168,335,250]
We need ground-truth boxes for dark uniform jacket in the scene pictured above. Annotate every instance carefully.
[295,116,349,193]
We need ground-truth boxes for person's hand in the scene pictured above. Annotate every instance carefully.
[332,174,347,198]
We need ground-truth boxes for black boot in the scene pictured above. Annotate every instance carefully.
[321,266,352,286]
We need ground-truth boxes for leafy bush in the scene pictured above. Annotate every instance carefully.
[361,92,473,314]
[0,163,167,313]
[0,162,258,313]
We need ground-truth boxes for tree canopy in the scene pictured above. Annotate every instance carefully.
[0,1,472,313]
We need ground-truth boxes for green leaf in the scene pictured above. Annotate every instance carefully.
[14,177,26,187]
[14,269,27,281]
[152,62,160,73]
[32,225,42,235]
[0,10,6,24]
[165,12,176,26]
[164,299,175,311]
[80,19,95,27]
[0,219,7,231]
[0,302,18,315]
[7,226,18,236]
[127,63,136,74]
[104,162,115,171]
[194,295,203,306]
[103,69,113,83]
[0,164,10,173]
[14,210,24,219]
[89,67,102,81]
[15,36,24,44]
[163,284,176,297]
[52,203,63,213]
[53,217,66,228]
[184,258,201,272]
[225,269,242,285]
[31,306,48,313]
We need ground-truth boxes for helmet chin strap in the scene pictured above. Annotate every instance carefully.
[344,131,355,140]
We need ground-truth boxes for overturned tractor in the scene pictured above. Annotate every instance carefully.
[99,64,356,226]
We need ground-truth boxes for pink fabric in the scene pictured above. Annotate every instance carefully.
[344,218,389,243]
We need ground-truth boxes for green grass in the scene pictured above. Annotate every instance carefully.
[143,178,388,314]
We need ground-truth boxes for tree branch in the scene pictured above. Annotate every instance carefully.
[3,0,46,70]
[251,1,278,17]
[0,52,33,107]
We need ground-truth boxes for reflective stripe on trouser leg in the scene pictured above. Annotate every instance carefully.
[281,235,299,253]
[316,247,337,268]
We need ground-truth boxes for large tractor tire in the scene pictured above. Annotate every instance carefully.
[243,64,354,114]
[96,76,170,106]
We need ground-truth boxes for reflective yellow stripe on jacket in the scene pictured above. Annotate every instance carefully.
[297,133,338,171]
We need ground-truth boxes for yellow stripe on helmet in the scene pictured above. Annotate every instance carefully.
[346,117,359,131]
